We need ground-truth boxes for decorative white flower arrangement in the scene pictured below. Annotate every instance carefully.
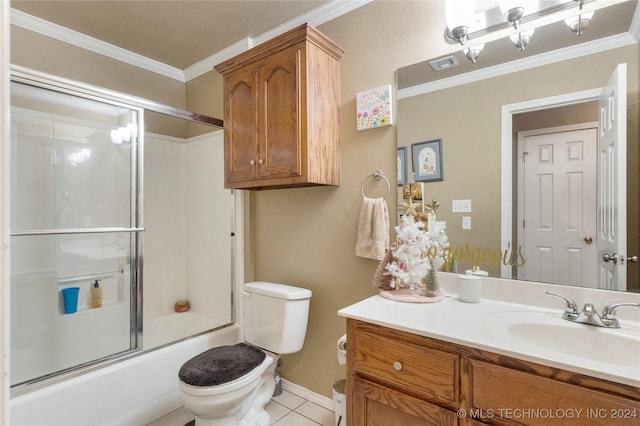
[379,214,450,302]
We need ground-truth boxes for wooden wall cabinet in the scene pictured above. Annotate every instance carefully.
[347,319,640,426]
[214,24,344,189]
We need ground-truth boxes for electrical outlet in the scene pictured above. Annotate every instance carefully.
[452,199,472,213]
[462,216,471,230]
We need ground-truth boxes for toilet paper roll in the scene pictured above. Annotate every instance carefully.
[337,334,347,365]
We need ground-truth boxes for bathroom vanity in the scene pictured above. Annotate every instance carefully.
[339,276,640,425]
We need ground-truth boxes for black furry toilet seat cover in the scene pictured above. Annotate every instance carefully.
[179,343,266,386]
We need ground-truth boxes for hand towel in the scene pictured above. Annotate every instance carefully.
[355,196,390,260]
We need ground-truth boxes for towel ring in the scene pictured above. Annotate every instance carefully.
[361,170,390,199]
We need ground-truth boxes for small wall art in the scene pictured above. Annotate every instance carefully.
[356,84,393,131]
[397,147,407,185]
[412,139,444,182]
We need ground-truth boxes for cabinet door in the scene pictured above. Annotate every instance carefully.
[352,377,458,426]
[256,46,302,180]
[470,360,640,425]
[224,64,258,183]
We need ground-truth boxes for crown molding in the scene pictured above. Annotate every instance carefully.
[250,0,372,47]
[10,1,371,83]
[184,37,253,82]
[630,1,640,41]
[10,8,186,82]
[184,0,372,81]
[398,31,637,100]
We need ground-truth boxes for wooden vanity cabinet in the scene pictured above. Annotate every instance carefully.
[214,24,344,190]
[346,319,640,426]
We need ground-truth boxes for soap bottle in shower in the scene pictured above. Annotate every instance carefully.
[90,280,102,308]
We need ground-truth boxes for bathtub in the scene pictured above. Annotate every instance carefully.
[9,325,240,426]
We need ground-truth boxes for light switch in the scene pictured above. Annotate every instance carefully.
[452,199,472,213]
[462,216,471,229]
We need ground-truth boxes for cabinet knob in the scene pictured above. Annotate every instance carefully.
[393,361,402,371]
[258,158,264,165]
[249,160,255,166]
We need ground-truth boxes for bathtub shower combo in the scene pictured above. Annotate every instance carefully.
[9,67,234,396]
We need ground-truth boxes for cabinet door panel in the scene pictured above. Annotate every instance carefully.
[470,360,640,425]
[353,378,458,426]
[257,47,302,179]
[225,67,257,182]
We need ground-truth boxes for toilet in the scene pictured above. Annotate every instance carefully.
[178,281,312,426]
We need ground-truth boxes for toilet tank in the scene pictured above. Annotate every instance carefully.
[244,282,312,354]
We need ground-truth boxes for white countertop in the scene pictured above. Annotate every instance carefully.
[338,275,640,388]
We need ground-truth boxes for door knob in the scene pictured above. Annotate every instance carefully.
[628,256,638,263]
[249,160,255,166]
[603,253,618,264]
[583,237,593,244]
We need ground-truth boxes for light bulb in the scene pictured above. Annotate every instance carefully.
[446,0,477,44]
[510,28,535,51]
[565,11,594,35]
[118,126,131,143]
[111,129,123,145]
[463,43,485,63]
[499,0,539,28]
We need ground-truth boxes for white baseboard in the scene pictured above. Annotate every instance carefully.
[280,379,335,412]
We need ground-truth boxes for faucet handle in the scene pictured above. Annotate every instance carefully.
[546,291,579,320]
[601,302,640,328]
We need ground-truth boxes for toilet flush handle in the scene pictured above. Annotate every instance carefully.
[242,291,251,298]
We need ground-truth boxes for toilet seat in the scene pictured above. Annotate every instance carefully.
[179,343,275,396]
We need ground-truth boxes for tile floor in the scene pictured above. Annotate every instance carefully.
[147,389,336,426]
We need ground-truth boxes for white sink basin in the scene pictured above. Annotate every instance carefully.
[485,311,640,368]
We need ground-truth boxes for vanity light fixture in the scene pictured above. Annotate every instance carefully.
[445,0,477,44]
[510,28,535,50]
[499,0,539,29]
[565,10,594,35]
[443,0,616,63]
[565,0,593,35]
[463,43,485,63]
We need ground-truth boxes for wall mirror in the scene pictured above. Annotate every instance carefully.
[396,0,639,292]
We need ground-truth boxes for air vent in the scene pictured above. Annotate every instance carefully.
[429,55,459,72]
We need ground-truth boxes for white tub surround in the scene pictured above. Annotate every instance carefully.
[339,272,640,388]
[10,326,240,426]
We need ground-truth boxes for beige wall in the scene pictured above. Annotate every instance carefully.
[11,26,190,137]
[11,27,186,108]
[9,0,640,400]
[182,1,452,396]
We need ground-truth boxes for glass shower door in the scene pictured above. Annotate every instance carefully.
[9,80,143,386]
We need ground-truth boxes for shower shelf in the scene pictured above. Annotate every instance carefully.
[60,301,124,316]
[58,270,123,284]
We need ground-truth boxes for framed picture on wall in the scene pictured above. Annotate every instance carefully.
[397,147,407,185]
[411,139,443,183]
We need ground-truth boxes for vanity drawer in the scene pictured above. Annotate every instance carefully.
[352,324,459,406]
[470,360,640,425]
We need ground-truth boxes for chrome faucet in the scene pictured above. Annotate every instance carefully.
[601,302,640,328]
[545,291,579,321]
[546,291,640,329]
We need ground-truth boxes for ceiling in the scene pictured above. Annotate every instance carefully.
[10,0,334,69]
[9,1,640,87]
